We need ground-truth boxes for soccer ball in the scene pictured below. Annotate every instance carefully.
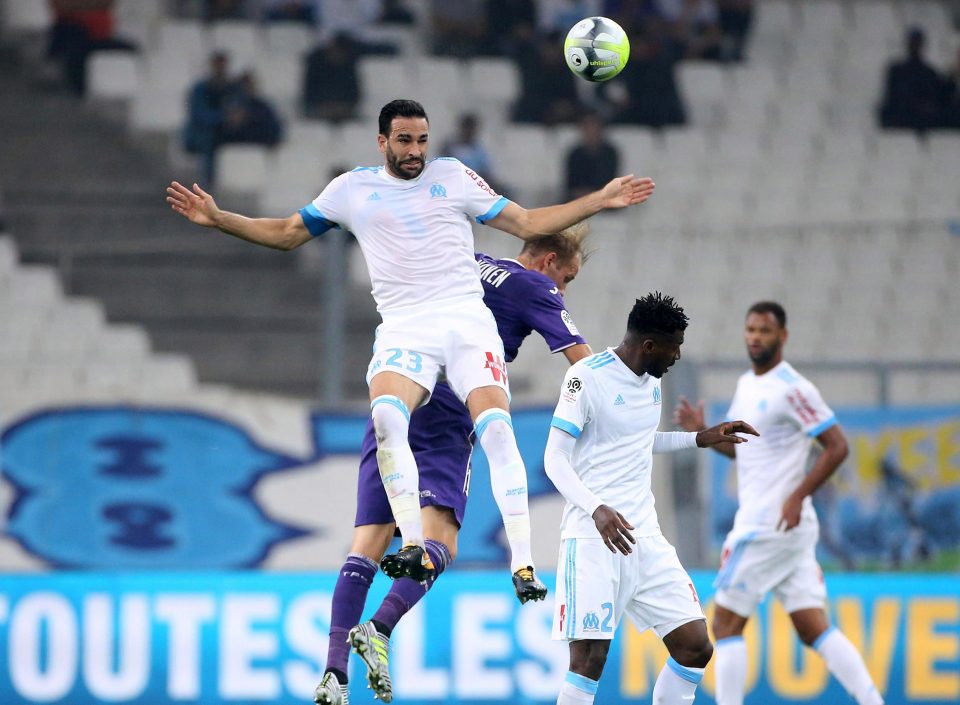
[564,16,630,82]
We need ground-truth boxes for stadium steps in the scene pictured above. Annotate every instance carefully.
[0,60,377,401]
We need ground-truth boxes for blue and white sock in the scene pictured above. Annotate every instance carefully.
[652,657,704,704]
[557,671,598,704]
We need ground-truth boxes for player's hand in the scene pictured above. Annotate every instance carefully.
[696,420,759,447]
[592,505,635,555]
[777,493,804,532]
[166,181,221,228]
[673,396,706,432]
[599,175,655,209]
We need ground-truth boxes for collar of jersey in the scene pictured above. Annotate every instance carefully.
[751,360,786,379]
[605,346,651,386]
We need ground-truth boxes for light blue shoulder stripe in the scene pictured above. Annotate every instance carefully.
[476,196,510,224]
[298,203,338,237]
[807,416,837,437]
[551,416,582,439]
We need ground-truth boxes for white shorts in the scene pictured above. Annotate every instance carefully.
[713,524,827,618]
[365,297,510,405]
[552,535,705,642]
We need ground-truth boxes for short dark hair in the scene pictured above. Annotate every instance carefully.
[519,222,592,265]
[747,301,787,328]
[379,99,428,136]
[627,292,688,336]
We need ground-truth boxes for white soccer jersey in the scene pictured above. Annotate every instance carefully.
[725,361,837,531]
[550,348,665,539]
[298,158,509,316]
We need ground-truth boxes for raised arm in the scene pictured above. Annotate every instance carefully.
[486,175,655,241]
[166,181,312,251]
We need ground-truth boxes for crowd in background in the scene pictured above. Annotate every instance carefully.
[42,0,960,190]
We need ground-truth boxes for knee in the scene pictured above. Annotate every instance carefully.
[675,639,713,669]
[797,625,826,648]
[371,396,410,443]
[570,643,609,681]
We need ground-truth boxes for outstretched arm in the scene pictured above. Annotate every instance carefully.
[674,396,738,458]
[486,175,655,240]
[166,181,312,251]
[779,424,848,531]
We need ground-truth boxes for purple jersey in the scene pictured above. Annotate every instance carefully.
[475,253,586,361]
[355,253,586,527]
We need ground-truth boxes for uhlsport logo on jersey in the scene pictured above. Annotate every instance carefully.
[653,387,662,405]
[582,611,600,632]
[429,183,447,199]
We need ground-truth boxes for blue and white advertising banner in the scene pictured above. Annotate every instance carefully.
[710,404,960,571]
[0,572,957,705]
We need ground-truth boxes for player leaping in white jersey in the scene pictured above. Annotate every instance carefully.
[544,293,758,705]
[166,99,655,602]
[674,301,884,705]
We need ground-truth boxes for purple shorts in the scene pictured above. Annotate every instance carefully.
[355,382,474,528]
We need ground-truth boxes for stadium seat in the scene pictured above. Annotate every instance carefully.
[130,86,186,132]
[115,0,164,50]
[217,145,273,194]
[264,23,315,56]
[2,0,52,32]
[139,354,198,394]
[358,57,411,119]
[677,63,730,128]
[889,370,960,405]
[209,20,263,70]
[257,53,303,107]
[0,236,17,275]
[158,19,208,67]
[465,59,520,113]
[94,325,152,361]
[87,51,142,102]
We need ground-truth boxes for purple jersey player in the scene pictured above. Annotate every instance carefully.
[316,228,594,705]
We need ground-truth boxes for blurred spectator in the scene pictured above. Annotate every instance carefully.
[537,0,602,34]
[483,0,537,56]
[717,0,753,61]
[511,32,583,124]
[564,112,619,200]
[380,0,415,24]
[878,27,950,132]
[942,48,960,129]
[47,0,137,96]
[602,0,658,35]
[261,0,319,24]
[183,52,238,183]
[429,0,485,57]
[652,0,724,61]
[442,114,501,190]
[303,33,361,121]
[221,72,284,146]
[607,28,686,126]
[322,0,397,54]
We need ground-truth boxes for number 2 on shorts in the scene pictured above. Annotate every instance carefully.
[385,348,423,373]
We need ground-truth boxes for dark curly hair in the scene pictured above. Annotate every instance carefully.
[627,292,689,336]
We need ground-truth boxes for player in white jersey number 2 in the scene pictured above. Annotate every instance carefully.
[166,99,655,602]
[544,293,758,705]
[674,301,884,705]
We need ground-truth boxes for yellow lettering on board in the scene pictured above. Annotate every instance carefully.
[936,421,960,485]
[853,431,893,490]
[907,599,960,698]
[700,601,761,697]
[768,602,828,697]
[835,596,899,693]
[898,427,932,487]
[621,622,668,697]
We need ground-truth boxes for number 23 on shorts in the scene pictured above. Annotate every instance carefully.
[385,348,423,373]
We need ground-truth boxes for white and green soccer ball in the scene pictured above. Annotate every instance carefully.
[564,16,630,82]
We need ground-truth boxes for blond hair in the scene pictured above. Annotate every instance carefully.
[520,222,593,265]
